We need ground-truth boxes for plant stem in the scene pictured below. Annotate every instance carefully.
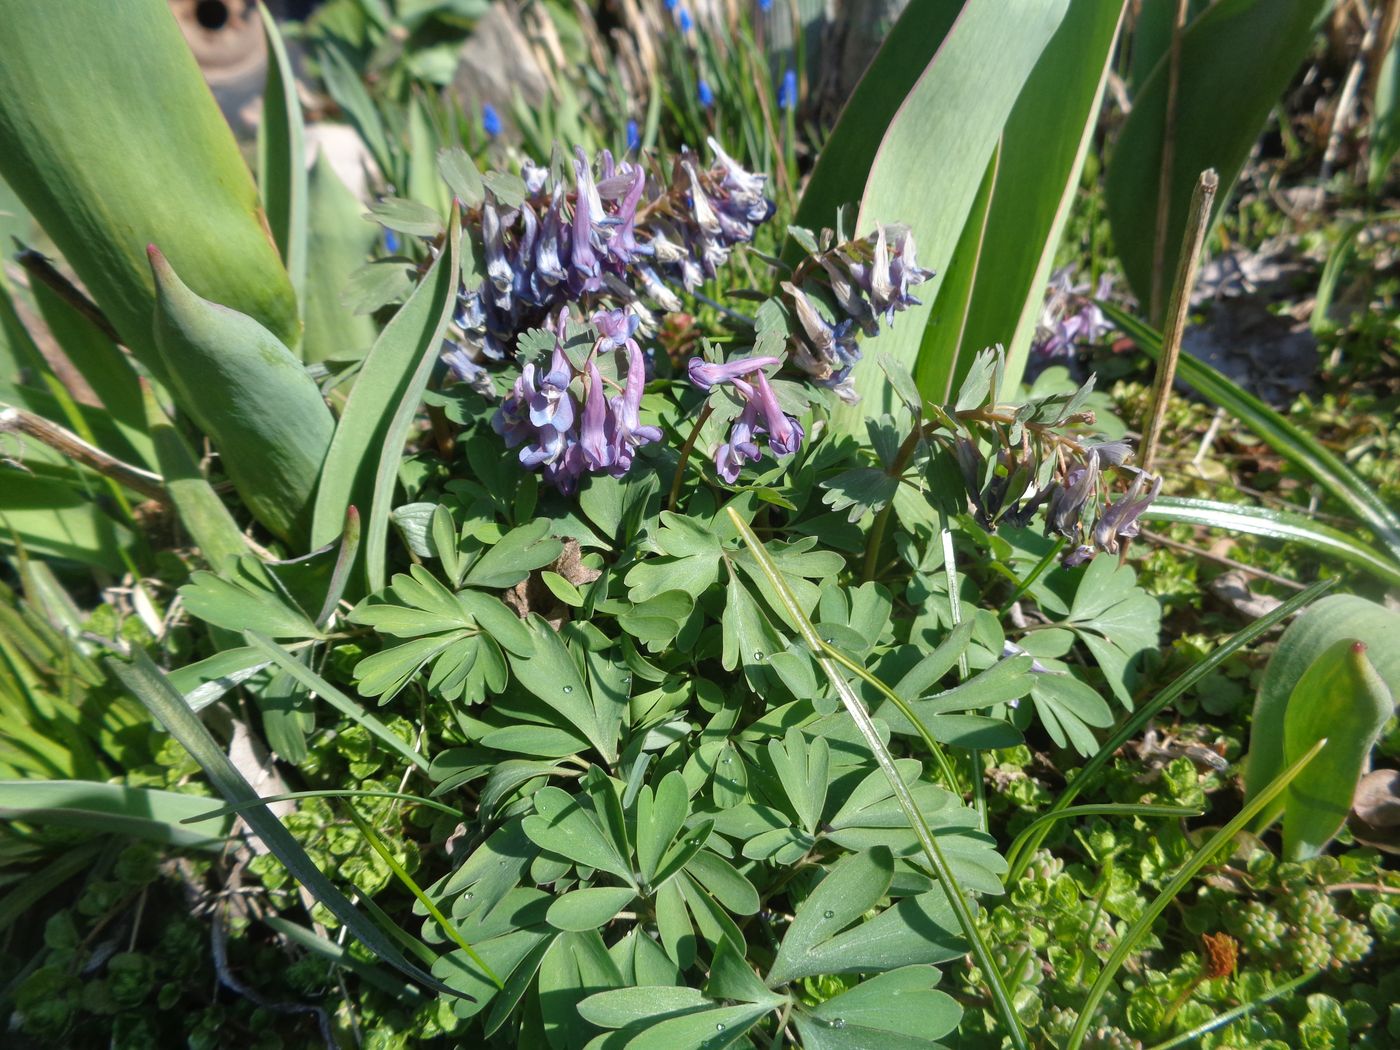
[1063,739,1327,1050]
[729,509,1029,1050]
[667,401,714,511]
[861,423,926,582]
[1143,970,1321,1050]
[1,403,166,502]
[1007,577,1333,883]
[1140,168,1218,475]
[998,538,1066,616]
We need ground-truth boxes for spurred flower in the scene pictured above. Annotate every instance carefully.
[687,354,781,391]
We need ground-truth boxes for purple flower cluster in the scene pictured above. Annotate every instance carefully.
[782,224,933,402]
[492,309,663,493]
[1042,443,1163,566]
[1033,266,1114,358]
[450,141,775,366]
[688,355,804,483]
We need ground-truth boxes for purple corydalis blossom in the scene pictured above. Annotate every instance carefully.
[443,142,774,363]
[1046,449,1100,540]
[610,339,663,473]
[714,402,762,483]
[489,308,664,492]
[1090,470,1162,555]
[690,352,804,483]
[687,354,781,391]
[1035,267,1115,358]
[578,358,614,472]
[752,371,803,456]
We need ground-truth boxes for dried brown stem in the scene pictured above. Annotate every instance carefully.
[1,403,166,503]
[1139,169,1218,476]
[1149,0,1190,324]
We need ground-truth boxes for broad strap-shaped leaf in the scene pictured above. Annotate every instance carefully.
[925,1,1127,394]
[1279,638,1393,859]
[312,208,463,592]
[149,248,333,543]
[1105,0,1327,312]
[1244,595,1400,822]
[256,4,307,306]
[0,0,298,377]
[823,0,1069,418]
[107,651,461,997]
[0,780,231,851]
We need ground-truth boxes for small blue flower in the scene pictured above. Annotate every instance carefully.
[697,79,714,108]
[677,6,693,31]
[778,68,797,111]
[482,103,502,138]
[383,229,401,254]
[758,0,772,11]
[626,119,640,153]
[664,0,678,9]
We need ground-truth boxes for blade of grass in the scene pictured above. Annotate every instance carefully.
[344,803,502,987]
[243,630,430,773]
[1143,968,1321,1050]
[1005,804,1202,875]
[727,507,1029,1050]
[183,788,460,823]
[1145,496,1400,587]
[1064,738,1327,1050]
[263,915,424,1002]
[107,650,464,999]
[1007,576,1334,881]
[316,505,361,627]
[1103,301,1400,560]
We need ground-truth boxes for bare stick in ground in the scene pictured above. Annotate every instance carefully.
[1139,168,1219,476]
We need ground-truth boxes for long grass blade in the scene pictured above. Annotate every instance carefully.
[1145,496,1400,587]
[242,630,430,773]
[1064,738,1327,1050]
[727,508,1029,1050]
[1007,576,1334,881]
[107,650,463,998]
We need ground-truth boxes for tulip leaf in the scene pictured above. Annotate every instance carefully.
[141,381,250,573]
[313,208,463,590]
[805,0,1068,419]
[1280,639,1393,859]
[1105,0,1327,313]
[920,1,1127,395]
[1244,594,1400,843]
[256,3,308,306]
[150,249,334,544]
[304,154,380,364]
[0,0,298,377]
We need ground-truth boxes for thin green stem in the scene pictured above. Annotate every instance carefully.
[1007,577,1334,883]
[819,644,960,793]
[728,509,1029,1050]
[667,401,715,511]
[998,538,1066,616]
[344,803,502,988]
[1143,969,1321,1050]
[1004,804,1201,877]
[183,789,460,824]
[1064,739,1327,1050]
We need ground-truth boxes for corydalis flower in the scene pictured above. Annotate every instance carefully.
[439,141,775,371]
[1034,266,1114,358]
[492,309,664,493]
[688,354,804,483]
[782,224,934,402]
